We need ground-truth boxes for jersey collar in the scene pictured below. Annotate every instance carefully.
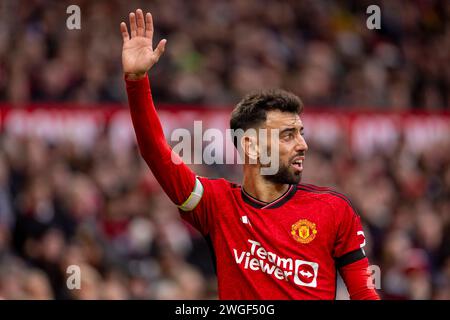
[241,184,297,209]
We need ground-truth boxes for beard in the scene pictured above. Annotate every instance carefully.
[262,161,302,185]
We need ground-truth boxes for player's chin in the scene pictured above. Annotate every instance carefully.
[292,172,302,184]
[287,168,302,184]
[263,166,302,185]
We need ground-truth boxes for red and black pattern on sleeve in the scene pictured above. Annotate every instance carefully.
[297,183,366,267]
[298,183,379,300]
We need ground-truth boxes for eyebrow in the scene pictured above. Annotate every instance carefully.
[280,126,304,134]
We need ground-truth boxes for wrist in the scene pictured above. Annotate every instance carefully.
[124,71,148,81]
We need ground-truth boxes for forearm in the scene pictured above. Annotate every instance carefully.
[125,75,195,205]
[339,257,380,300]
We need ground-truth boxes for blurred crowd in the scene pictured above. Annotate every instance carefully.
[0,0,449,301]
[0,128,449,300]
[0,133,218,299]
[0,0,448,108]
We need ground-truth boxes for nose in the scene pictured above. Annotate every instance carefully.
[295,134,308,153]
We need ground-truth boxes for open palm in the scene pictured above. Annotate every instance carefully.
[120,9,166,77]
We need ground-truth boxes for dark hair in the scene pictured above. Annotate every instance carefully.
[230,89,304,147]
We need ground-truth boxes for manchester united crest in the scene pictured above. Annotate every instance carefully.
[291,219,317,244]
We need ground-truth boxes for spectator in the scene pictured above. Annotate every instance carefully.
[0,0,447,109]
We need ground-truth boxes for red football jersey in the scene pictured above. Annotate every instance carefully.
[181,179,367,300]
[125,76,375,300]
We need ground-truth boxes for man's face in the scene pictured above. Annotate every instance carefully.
[260,110,308,184]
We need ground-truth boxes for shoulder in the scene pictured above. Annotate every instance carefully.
[296,183,359,215]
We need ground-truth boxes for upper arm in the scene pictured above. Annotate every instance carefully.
[333,197,367,268]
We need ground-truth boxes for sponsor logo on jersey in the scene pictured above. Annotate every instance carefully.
[291,219,317,244]
[293,260,319,287]
[233,239,319,288]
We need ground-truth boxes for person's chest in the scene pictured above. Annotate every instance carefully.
[212,191,337,268]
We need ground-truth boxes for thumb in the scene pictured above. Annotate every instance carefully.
[154,39,167,60]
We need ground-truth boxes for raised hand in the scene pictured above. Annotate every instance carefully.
[120,9,166,79]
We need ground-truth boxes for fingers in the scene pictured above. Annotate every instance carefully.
[154,39,167,61]
[129,12,137,38]
[120,22,129,42]
[136,9,145,37]
[145,12,153,39]
[126,10,159,44]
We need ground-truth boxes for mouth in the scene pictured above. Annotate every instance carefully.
[291,156,305,172]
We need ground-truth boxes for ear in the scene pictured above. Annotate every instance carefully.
[241,134,259,163]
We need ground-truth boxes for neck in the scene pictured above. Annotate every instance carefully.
[242,166,290,203]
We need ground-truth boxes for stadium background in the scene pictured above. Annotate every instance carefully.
[0,0,449,299]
